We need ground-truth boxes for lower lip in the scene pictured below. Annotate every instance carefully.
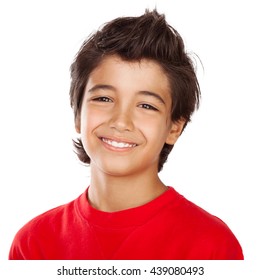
[100,138,137,152]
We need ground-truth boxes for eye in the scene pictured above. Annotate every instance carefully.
[139,103,158,111]
[92,96,113,102]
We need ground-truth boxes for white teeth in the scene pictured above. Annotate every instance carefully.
[102,138,137,148]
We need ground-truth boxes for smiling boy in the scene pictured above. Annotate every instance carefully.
[78,55,181,212]
[9,10,243,260]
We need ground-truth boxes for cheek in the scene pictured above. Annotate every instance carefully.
[140,118,169,145]
[81,107,105,133]
[79,108,101,153]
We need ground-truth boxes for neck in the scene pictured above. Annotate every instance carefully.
[88,165,168,212]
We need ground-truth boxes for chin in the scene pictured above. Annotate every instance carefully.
[101,166,136,177]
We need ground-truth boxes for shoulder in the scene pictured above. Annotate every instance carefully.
[165,187,234,231]
[20,195,79,231]
[163,188,244,259]
[9,192,84,259]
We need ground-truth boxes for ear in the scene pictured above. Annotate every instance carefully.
[166,119,186,145]
[75,114,81,134]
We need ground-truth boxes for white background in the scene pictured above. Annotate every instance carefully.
[0,0,259,276]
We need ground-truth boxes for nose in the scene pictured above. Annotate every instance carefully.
[108,106,134,132]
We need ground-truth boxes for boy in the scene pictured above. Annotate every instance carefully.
[9,10,243,260]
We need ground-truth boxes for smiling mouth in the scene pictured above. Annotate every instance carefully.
[101,137,137,148]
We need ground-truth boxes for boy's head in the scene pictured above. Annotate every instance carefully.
[69,9,200,172]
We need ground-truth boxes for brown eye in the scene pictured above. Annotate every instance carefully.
[93,96,113,102]
[139,104,158,111]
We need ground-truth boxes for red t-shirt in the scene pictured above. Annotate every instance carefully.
[9,187,243,260]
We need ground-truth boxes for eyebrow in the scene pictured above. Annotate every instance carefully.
[138,91,166,105]
[88,84,115,93]
[88,84,166,105]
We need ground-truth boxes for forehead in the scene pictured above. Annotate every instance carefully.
[87,55,171,95]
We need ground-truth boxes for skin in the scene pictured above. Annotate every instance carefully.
[76,55,185,212]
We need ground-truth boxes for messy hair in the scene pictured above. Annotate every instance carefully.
[69,9,200,172]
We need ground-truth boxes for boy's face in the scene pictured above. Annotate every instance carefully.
[76,55,184,176]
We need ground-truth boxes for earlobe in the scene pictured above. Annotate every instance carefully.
[166,119,186,145]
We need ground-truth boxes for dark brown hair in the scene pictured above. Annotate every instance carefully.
[69,9,200,172]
